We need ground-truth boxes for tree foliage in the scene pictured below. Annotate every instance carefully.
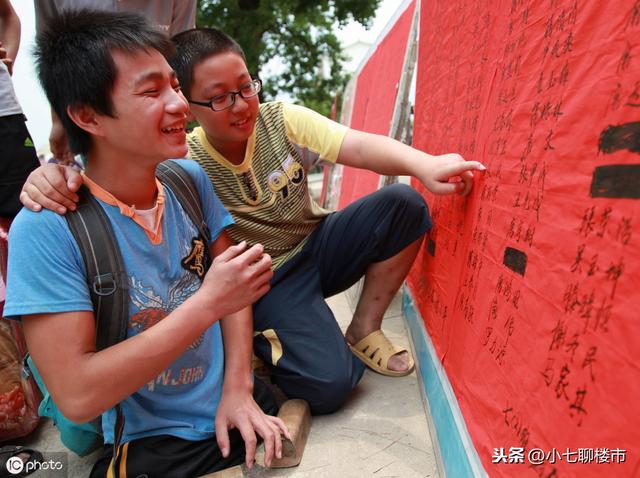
[197,0,381,117]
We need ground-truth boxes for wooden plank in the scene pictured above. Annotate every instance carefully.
[269,399,311,468]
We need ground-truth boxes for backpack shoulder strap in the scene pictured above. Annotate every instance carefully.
[65,185,128,351]
[156,160,211,244]
[65,186,128,464]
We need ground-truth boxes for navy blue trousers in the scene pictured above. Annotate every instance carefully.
[252,184,431,414]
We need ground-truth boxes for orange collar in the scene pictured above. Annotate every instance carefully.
[82,173,165,245]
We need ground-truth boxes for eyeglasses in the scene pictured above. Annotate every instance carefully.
[188,79,262,112]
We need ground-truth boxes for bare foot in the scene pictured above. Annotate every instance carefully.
[345,325,412,373]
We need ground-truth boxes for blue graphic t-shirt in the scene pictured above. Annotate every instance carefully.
[4,160,233,444]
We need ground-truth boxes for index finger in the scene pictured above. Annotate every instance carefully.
[235,243,267,267]
[215,241,247,262]
[442,160,486,178]
[43,164,81,197]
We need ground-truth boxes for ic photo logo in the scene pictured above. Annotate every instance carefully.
[5,456,24,475]
[4,453,66,475]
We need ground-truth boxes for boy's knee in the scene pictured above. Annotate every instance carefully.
[385,183,428,211]
[307,371,358,415]
[274,363,363,415]
[381,184,431,231]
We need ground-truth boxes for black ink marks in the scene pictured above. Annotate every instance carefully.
[594,123,640,199]
[427,237,436,256]
[423,280,448,321]
[590,164,640,199]
[503,247,527,276]
[626,81,640,107]
[598,122,640,154]
[569,387,588,426]
[626,0,640,30]
[501,403,531,448]
[616,41,633,74]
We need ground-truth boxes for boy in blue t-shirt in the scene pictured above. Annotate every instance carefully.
[4,10,288,477]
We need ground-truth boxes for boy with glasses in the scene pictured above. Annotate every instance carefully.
[21,27,485,416]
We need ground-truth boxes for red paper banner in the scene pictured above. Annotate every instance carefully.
[409,1,640,476]
[337,1,416,209]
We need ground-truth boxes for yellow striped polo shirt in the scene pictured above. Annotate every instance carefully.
[187,101,348,269]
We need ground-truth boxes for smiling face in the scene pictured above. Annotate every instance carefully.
[95,49,189,164]
[187,51,260,159]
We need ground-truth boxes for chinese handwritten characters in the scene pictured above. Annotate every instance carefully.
[410,0,640,476]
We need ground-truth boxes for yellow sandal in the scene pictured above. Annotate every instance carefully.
[349,330,415,377]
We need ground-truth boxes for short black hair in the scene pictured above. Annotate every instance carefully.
[35,9,175,155]
[170,28,247,99]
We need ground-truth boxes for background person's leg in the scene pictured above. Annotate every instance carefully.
[0,114,40,219]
